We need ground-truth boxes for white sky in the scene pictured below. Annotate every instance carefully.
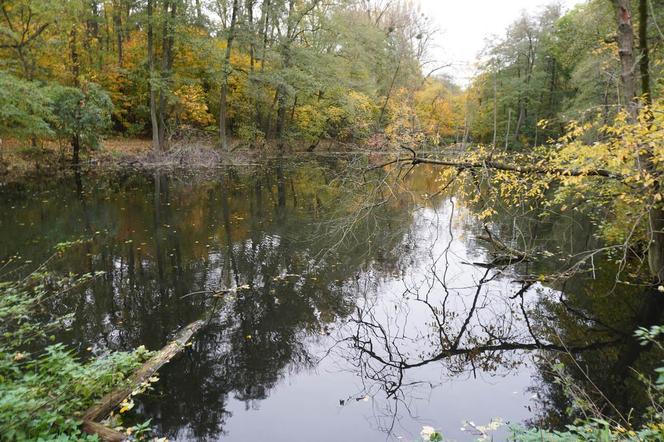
[419,0,586,85]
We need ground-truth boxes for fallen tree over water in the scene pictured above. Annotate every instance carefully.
[81,320,206,441]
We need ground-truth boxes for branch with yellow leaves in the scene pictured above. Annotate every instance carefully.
[368,146,624,180]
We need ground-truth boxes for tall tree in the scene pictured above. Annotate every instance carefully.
[639,0,651,106]
[275,0,296,152]
[157,0,177,151]
[112,0,124,67]
[612,0,664,282]
[614,0,638,121]
[219,0,240,151]
[0,0,51,80]
[147,0,160,152]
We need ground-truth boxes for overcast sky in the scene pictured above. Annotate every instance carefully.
[418,0,586,85]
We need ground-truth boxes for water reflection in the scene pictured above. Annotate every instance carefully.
[0,158,662,440]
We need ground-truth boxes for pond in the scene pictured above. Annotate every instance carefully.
[1,156,661,441]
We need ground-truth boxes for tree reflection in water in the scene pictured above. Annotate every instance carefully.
[0,158,662,440]
[332,168,664,436]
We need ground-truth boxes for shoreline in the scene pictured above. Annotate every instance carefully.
[0,137,366,183]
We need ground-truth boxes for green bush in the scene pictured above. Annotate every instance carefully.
[0,257,151,441]
[46,83,113,161]
[0,72,53,141]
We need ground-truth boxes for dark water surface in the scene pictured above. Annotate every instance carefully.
[1,157,662,441]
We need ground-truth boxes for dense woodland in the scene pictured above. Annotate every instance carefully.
[468,0,661,147]
[0,0,460,156]
[3,0,664,158]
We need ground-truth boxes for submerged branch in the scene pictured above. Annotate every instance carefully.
[478,225,529,261]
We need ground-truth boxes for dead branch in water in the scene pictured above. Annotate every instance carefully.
[478,225,529,260]
[81,319,206,441]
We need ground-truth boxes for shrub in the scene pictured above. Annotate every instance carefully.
[0,254,151,440]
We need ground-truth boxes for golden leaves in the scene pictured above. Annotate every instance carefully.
[174,84,215,126]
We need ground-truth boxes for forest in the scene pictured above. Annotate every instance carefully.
[0,0,456,159]
[4,0,664,441]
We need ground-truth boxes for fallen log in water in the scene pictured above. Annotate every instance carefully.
[81,319,206,441]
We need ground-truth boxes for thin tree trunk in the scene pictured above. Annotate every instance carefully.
[70,27,80,86]
[113,0,123,67]
[219,0,240,151]
[195,0,203,25]
[255,0,271,133]
[158,0,176,152]
[247,0,255,70]
[259,0,271,72]
[72,134,81,165]
[548,57,556,109]
[147,0,160,152]
[275,90,288,150]
[514,44,534,144]
[639,0,652,106]
[504,108,512,149]
[492,68,497,148]
[378,59,401,127]
[276,0,295,152]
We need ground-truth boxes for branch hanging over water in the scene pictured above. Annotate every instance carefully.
[369,148,623,180]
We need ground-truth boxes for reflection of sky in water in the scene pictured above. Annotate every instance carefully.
[159,197,549,441]
[0,162,651,441]
[318,201,544,442]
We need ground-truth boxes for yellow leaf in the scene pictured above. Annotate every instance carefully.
[119,399,134,414]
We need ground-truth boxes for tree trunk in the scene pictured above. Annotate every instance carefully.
[72,134,81,165]
[275,90,288,151]
[254,0,271,134]
[639,0,651,106]
[82,320,206,441]
[378,60,401,127]
[195,0,203,26]
[259,0,271,72]
[504,108,512,149]
[614,0,664,282]
[147,0,160,152]
[275,0,295,152]
[614,0,638,122]
[158,0,176,152]
[70,27,80,86]
[113,0,123,67]
[219,0,240,151]
[247,0,255,69]
[514,44,534,145]
[492,67,498,148]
